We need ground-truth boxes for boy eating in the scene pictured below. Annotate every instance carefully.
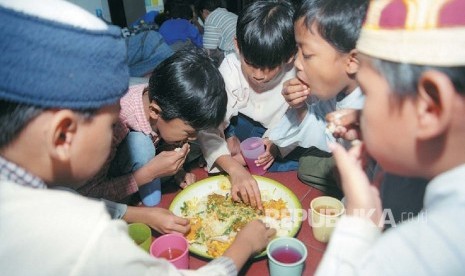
[317,0,465,274]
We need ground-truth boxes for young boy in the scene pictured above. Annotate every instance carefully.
[269,0,368,197]
[317,0,465,274]
[0,0,275,274]
[198,0,298,209]
[77,47,228,232]
[195,0,237,65]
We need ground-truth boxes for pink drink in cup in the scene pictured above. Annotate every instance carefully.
[240,137,266,175]
[150,234,189,269]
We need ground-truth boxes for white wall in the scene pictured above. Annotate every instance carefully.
[66,0,111,21]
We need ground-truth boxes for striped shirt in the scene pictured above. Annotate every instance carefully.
[203,8,237,52]
[78,84,159,201]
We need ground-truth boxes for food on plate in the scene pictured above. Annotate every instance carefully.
[180,179,290,258]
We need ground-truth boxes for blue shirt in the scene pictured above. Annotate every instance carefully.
[269,87,364,154]
[159,18,202,47]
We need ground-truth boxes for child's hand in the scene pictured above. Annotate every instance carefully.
[281,77,310,109]
[229,169,263,209]
[257,138,278,170]
[235,220,276,253]
[223,220,276,269]
[148,143,190,179]
[329,142,383,228]
[326,109,361,141]
[124,206,190,235]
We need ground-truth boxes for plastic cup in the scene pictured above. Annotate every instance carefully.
[128,223,152,252]
[150,233,189,269]
[139,178,161,206]
[240,137,266,175]
[310,196,345,243]
[267,237,307,276]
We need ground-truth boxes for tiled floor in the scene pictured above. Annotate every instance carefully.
[157,168,328,276]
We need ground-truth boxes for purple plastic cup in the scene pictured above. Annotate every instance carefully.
[240,137,266,175]
[150,234,189,269]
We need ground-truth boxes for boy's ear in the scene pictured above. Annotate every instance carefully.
[415,70,455,140]
[49,110,78,161]
[233,37,239,53]
[149,100,162,120]
[345,49,360,75]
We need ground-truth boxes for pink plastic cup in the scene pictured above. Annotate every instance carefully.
[240,137,266,175]
[150,234,189,269]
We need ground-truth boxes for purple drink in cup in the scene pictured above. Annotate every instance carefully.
[240,137,266,175]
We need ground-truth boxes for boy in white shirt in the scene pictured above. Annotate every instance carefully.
[198,0,299,209]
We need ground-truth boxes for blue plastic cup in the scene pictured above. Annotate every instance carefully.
[267,237,307,276]
[139,179,161,206]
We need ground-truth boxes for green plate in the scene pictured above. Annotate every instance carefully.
[169,175,303,259]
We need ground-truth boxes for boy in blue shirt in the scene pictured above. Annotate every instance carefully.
[269,0,368,196]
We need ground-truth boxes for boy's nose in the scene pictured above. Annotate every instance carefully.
[294,55,303,71]
[252,69,266,81]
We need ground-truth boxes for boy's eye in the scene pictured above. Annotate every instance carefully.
[302,53,312,60]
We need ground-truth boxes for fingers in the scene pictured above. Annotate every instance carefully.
[330,142,363,173]
[328,142,364,196]
[168,222,190,235]
[231,179,262,209]
[282,78,310,108]
[239,185,250,205]
[251,182,263,210]
[231,186,241,203]
[326,109,360,127]
[266,227,277,239]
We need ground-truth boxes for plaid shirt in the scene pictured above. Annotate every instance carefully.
[0,156,46,189]
[78,84,159,201]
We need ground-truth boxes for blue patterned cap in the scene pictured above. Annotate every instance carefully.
[0,0,129,109]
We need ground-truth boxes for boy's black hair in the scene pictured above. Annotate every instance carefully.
[0,101,43,148]
[195,0,223,14]
[295,0,368,53]
[168,1,194,20]
[236,0,296,69]
[148,47,227,131]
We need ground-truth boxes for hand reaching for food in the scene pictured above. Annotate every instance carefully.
[124,206,191,235]
[223,219,276,270]
[229,169,263,210]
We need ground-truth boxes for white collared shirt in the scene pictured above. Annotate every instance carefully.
[198,53,296,169]
[316,164,465,275]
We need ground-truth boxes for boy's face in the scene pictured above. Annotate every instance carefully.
[156,117,197,146]
[72,103,120,188]
[239,55,286,92]
[356,54,418,176]
[294,19,357,100]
